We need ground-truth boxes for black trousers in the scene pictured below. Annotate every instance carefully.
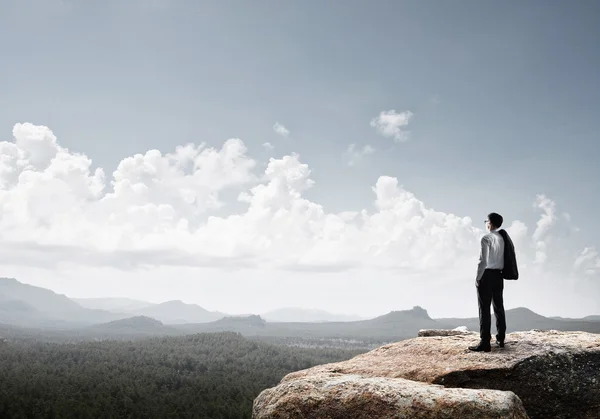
[477,269,506,343]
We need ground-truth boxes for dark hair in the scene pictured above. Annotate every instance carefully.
[488,212,503,229]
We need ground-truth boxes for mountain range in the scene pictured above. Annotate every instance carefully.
[0,278,121,327]
[71,297,155,313]
[1,278,368,325]
[1,277,599,344]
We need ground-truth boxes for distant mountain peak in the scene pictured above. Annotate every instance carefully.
[103,315,164,327]
[506,307,547,320]
[391,306,431,319]
[374,306,432,323]
[0,277,92,313]
[134,299,225,324]
[162,300,191,306]
[510,307,537,313]
[410,306,430,318]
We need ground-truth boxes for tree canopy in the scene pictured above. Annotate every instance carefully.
[0,332,363,419]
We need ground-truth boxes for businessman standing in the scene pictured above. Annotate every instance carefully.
[469,212,508,352]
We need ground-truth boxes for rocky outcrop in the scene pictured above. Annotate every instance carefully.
[253,373,528,418]
[418,326,470,337]
[253,330,600,419]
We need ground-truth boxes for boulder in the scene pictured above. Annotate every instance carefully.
[253,372,528,419]
[254,330,600,419]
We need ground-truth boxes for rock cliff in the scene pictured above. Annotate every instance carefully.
[253,330,600,419]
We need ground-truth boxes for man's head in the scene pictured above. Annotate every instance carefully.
[485,212,503,231]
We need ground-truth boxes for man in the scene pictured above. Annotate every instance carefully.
[469,212,507,352]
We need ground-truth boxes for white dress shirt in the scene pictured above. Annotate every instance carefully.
[476,229,505,284]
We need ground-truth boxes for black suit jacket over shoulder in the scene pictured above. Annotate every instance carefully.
[498,229,519,280]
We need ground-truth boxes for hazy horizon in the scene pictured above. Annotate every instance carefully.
[2,276,597,320]
[1,1,599,319]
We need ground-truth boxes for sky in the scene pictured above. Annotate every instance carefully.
[0,0,599,318]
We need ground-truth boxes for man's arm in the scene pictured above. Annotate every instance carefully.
[475,236,489,285]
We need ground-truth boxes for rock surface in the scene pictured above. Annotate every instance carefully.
[253,372,528,419]
[254,330,600,419]
[418,328,471,337]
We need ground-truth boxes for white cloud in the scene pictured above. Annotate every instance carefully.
[0,123,256,258]
[574,247,600,276]
[262,142,274,150]
[272,122,290,138]
[344,144,375,166]
[530,194,578,267]
[532,194,557,242]
[370,110,414,142]
[1,122,599,317]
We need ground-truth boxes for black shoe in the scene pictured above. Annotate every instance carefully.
[468,342,491,352]
[496,339,505,348]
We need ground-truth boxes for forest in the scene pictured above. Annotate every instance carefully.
[0,332,364,419]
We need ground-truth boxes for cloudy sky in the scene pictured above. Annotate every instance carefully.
[1,0,599,318]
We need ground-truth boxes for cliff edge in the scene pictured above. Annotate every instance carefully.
[253,330,600,419]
